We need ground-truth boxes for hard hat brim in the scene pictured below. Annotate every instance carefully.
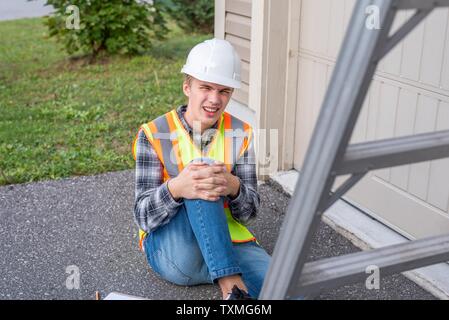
[181,66,241,89]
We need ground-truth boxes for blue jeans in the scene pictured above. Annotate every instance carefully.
[144,198,271,298]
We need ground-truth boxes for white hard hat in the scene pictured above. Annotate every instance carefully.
[181,38,242,89]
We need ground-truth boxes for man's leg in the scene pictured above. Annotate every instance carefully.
[232,241,271,299]
[183,198,242,281]
[145,197,249,297]
[144,204,212,286]
[183,198,249,297]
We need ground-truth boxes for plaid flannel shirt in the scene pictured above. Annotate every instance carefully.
[133,105,260,234]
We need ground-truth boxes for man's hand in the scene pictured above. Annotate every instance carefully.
[208,162,241,198]
[168,162,227,201]
[167,161,240,202]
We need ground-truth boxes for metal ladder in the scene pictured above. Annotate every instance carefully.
[259,0,449,300]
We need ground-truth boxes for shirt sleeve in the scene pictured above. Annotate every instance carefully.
[133,129,183,234]
[227,132,260,224]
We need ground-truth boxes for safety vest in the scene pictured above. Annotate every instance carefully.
[132,108,256,251]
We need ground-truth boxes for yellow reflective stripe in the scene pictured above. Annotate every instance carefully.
[141,123,154,142]
[132,124,156,161]
[171,109,201,164]
[132,129,141,161]
[139,229,147,252]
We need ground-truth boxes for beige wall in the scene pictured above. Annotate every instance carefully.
[292,0,449,239]
[215,0,252,107]
[216,0,294,178]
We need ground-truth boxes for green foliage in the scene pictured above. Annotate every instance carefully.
[160,0,214,34]
[44,0,169,57]
[0,17,211,186]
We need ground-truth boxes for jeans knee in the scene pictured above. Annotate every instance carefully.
[148,249,192,286]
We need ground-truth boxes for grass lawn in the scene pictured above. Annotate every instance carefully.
[0,17,211,186]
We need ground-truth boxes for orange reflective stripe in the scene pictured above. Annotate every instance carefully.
[239,123,251,158]
[139,236,144,252]
[224,113,233,172]
[166,111,184,173]
[232,237,256,243]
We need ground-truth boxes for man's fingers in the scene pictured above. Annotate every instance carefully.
[198,166,226,177]
[200,191,221,201]
[195,183,226,192]
[194,174,227,185]
[210,163,226,172]
[205,177,227,185]
[189,163,209,169]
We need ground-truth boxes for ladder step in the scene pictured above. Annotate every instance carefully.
[294,234,449,297]
[396,0,449,9]
[335,130,449,175]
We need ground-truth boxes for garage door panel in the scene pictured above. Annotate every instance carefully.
[400,10,426,82]
[346,175,449,239]
[343,0,356,29]
[442,10,449,91]
[311,63,329,123]
[328,0,346,58]
[351,95,370,144]
[293,0,449,239]
[374,83,400,182]
[379,11,407,75]
[427,101,449,212]
[294,57,316,168]
[419,9,448,87]
[389,88,417,191]
[407,95,439,201]
[365,80,381,141]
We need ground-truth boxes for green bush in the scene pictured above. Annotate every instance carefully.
[160,0,214,34]
[44,0,168,57]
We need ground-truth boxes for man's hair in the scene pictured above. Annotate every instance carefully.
[184,74,193,87]
[183,73,234,94]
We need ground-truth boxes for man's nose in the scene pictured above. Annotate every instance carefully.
[208,90,221,105]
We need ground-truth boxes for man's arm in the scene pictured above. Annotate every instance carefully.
[227,136,260,224]
[133,129,183,234]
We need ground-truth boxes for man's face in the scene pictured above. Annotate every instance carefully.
[183,78,233,131]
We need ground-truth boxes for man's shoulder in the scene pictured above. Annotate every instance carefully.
[224,111,253,131]
[142,109,174,127]
[135,112,167,141]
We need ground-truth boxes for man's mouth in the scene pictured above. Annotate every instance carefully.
[202,106,220,115]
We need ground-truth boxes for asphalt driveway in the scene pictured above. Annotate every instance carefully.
[0,170,437,300]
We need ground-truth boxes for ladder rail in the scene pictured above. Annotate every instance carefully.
[336,130,449,175]
[260,0,399,300]
[260,0,449,300]
[296,234,449,296]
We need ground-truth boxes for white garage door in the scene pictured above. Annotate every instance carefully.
[293,0,449,239]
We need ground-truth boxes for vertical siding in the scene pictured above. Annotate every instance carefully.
[223,0,252,107]
[293,0,449,238]
[427,101,449,211]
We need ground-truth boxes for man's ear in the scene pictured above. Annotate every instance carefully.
[182,81,191,97]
